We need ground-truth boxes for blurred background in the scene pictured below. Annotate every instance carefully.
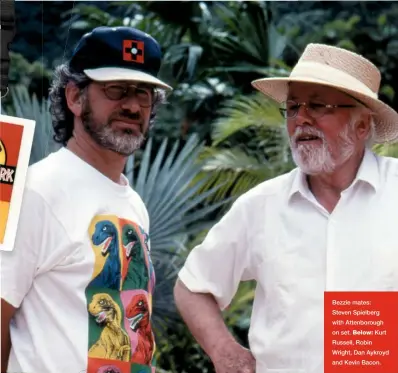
[2,1,398,372]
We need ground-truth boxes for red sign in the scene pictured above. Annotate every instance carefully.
[324,291,398,373]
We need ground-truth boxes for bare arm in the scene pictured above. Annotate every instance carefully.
[1,298,17,373]
[174,279,255,373]
[174,196,255,372]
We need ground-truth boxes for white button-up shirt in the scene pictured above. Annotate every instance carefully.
[178,148,398,373]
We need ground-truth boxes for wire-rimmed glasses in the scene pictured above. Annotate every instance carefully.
[101,82,155,108]
[279,100,357,119]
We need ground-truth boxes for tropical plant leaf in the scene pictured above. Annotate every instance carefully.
[193,90,294,203]
[196,146,286,204]
[373,142,398,158]
[160,43,204,83]
[62,4,124,30]
[206,65,291,77]
[211,93,285,145]
[208,2,288,68]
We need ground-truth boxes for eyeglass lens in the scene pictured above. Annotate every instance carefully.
[280,100,330,118]
[103,84,153,107]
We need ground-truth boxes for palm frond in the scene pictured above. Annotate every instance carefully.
[209,2,288,68]
[62,4,125,30]
[130,15,186,50]
[196,146,288,204]
[206,65,291,77]
[193,90,294,203]
[211,93,284,145]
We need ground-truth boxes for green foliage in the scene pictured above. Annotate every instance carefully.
[0,52,53,111]
[210,93,284,145]
[12,1,75,64]
[196,93,294,202]
[7,2,398,371]
[8,52,52,90]
[276,2,398,107]
[205,2,290,78]
[373,143,398,158]
[63,3,126,29]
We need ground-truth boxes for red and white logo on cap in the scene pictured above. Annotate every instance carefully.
[123,40,144,64]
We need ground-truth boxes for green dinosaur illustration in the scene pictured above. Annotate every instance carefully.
[121,223,149,291]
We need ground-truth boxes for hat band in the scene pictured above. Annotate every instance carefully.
[290,61,378,99]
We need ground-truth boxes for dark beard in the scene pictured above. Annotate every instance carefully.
[81,100,145,156]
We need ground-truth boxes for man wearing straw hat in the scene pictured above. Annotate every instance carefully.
[174,43,398,373]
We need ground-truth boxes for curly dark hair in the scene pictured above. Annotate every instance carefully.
[48,63,167,146]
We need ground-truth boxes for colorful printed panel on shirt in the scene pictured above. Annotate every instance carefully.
[84,215,156,373]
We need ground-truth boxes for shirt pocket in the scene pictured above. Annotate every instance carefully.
[260,236,322,292]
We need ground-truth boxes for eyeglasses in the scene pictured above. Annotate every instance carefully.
[101,83,154,108]
[279,100,357,119]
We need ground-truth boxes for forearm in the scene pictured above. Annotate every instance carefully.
[1,299,17,373]
[173,279,239,360]
[1,319,11,373]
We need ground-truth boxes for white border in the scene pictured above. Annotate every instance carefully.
[0,114,36,251]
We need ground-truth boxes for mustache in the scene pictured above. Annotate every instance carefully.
[291,126,325,142]
[110,110,143,123]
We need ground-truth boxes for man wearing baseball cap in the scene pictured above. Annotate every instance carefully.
[1,26,171,373]
[174,44,398,372]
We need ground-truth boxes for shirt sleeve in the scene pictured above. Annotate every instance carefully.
[0,188,66,308]
[177,195,253,310]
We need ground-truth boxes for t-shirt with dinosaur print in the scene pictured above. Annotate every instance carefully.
[0,147,157,373]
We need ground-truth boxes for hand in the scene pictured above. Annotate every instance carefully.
[212,343,256,373]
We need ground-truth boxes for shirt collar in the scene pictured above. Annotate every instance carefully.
[288,147,380,201]
[355,147,380,191]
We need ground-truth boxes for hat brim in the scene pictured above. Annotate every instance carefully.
[251,77,398,144]
[84,67,173,91]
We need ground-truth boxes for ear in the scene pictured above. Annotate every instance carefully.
[65,82,85,117]
[355,112,372,141]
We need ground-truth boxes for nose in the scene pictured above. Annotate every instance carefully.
[294,104,314,126]
[121,95,141,112]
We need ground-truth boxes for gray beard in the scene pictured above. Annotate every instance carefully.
[81,105,145,156]
[289,123,356,175]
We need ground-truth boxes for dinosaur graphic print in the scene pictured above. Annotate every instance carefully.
[125,293,155,365]
[88,293,131,361]
[88,220,122,290]
[120,220,156,292]
[85,215,155,373]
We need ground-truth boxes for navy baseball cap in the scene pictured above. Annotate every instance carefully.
[69,26,172,91]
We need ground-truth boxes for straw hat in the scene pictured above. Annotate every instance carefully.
[251,43,398,144]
